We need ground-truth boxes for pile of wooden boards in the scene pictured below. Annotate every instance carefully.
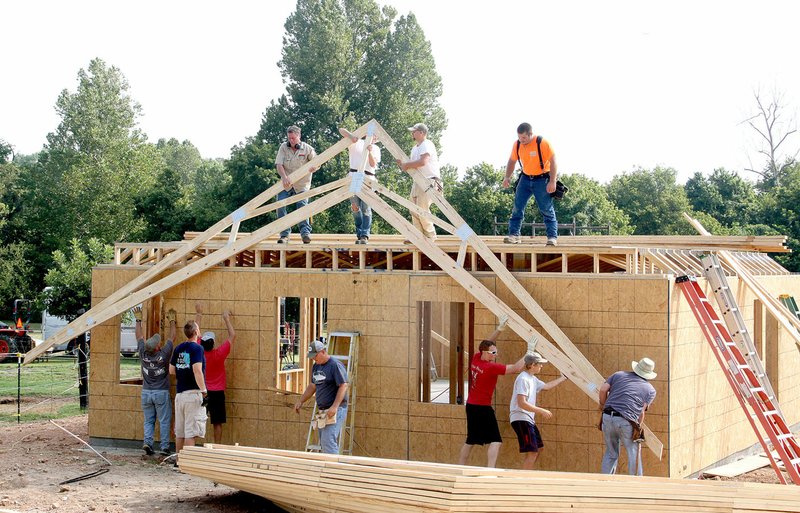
[179,444,800,513]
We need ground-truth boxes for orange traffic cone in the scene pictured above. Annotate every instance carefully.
[16,318,22,329]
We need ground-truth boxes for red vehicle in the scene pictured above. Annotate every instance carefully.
[0,300,34,362]
[0,321,33,362]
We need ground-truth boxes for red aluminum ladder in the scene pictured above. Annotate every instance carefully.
[677,273,800,485]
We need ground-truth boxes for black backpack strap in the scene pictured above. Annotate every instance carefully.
[516,140,523,174]
[536,135,544,171]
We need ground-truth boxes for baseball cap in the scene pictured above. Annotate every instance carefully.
[307,340,327,358]
[530,351,548,364]
[201,331,216,343]
[407,123,428,134]
[144,333,161,353]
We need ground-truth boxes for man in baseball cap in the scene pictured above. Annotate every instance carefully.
[397,121,441,243]
[135,306,177,457]
[196,307,236,444]
[509,352,568,469]
[295,338,349,453]
[407,122,429,134]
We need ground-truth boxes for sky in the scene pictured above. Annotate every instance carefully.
[2,0,800,184]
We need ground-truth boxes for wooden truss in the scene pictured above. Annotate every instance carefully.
[26,120,671,455]
[683,213,800,349]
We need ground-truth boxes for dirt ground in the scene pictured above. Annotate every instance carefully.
[0,413,790,513]
[0,415,284,513]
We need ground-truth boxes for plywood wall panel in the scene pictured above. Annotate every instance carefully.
[91,263,800,477]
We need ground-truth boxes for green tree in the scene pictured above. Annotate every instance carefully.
[0,243,35,318]
[191,159,233,231]
[445,163,512,234]
[156,138,202,184]
[0,143,36,314]
[135,167,193,241]
[43,238,113,321]
[0,140,16,233]
[238,0,446,235]
[224,141,281,231]
[556,174,633,235]
[18,58,159,257]
[758,162,800,271]
[685,168,759,227]
[606,167,694,235]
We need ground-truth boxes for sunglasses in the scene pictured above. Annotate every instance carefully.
[485,350,497,355]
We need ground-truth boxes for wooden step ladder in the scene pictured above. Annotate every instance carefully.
[677,271,800,485]
[305,332,359,455]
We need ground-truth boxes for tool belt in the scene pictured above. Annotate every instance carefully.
[313,410,331,430]
[600,408,645,442]
[428,177,443,193]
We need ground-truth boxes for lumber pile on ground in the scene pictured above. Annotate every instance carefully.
[179,445,800,513]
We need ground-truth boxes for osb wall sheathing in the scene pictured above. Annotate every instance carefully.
[669,275,800,477]
[88,265,800,478]
[407,274,670,477]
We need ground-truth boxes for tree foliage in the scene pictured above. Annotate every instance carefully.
[135,166,193,242]
[685,168,759,228]
[43,238,113,321]
[557,174,633,235]
[191,159,232,231]
[606,167,694,235]
[758,162,800,271]
[445,163,511,234]
[18,58,159,258]
[242,0,446,236]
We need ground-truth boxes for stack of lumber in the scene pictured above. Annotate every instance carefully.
[179,445,800,513]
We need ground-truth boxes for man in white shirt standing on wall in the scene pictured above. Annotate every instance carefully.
[397,122,441,243]
[339,126,381,244]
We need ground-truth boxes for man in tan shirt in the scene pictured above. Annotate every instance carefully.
[275,125,317,243]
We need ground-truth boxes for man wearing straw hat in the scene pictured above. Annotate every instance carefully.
[598,357,657,475]
[134,305,177,457]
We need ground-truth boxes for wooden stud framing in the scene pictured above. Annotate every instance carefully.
[355,185,664,456]
[684,213,800,347]
[25,124,370,362]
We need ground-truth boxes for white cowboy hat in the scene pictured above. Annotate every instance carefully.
[632,357,657,380]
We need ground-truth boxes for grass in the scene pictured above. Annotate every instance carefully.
[0,402,83,423]
[0,357,82,398]
[0,355,139,424]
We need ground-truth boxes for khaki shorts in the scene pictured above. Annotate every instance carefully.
[174,390,207,439]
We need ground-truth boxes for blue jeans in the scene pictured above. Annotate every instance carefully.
[319,405,348,454]
[508,175,557,239]
[351,196,372,239]
[601,414,641,475]
[277,188,311,238]
[142,389,172,451]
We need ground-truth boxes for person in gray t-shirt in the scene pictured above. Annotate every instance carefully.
[598,357,657,475]
[135,306,176,456]
[294,340,348,454]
